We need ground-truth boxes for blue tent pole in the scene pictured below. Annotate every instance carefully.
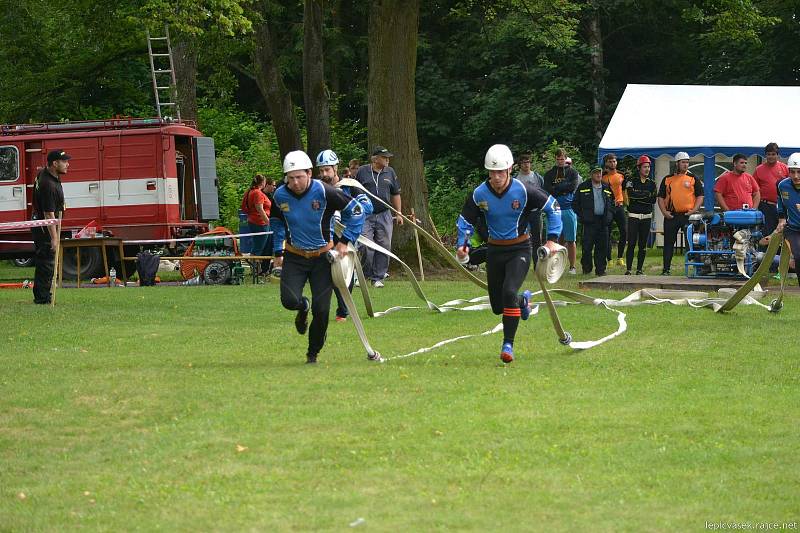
[703,154,716,211]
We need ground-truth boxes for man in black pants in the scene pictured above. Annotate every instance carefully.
[456,144,562,364]
[31,150,69,304]
[623,155,657,275]
[270,150,378,364]
[573,167,613,276]
[657,152,704,275]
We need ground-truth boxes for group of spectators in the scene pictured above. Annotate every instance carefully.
[504,142,791,277]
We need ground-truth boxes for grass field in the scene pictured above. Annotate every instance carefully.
[2,259,799,530]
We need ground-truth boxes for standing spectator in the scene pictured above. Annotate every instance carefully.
[270,150,379,364]
[543,148,580,274]
[602,153,627,266]
[241,174,271,274]
[354,146,402,287]
[657,152,704,275]
[776,153,800,286]
[754,142,788,234]
[31,149,68,304]
[714,154,760,211]
[456,144,562,363]
[623,155,657,275]
[348,159,361,179]
[513,151,545,265]
[573,167,613,276]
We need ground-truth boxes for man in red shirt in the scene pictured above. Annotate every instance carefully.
[753,142,788,234]
[714,154,760,211]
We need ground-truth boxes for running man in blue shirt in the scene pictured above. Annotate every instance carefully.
[456,144,563,363]
[270,150,380,364]
[776,152,800,286]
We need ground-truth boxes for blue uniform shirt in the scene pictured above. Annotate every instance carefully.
[456,177,562,247]
[777,178,800,230]
[270,179,364,255]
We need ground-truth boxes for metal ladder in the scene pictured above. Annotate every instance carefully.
[145,26,181,120]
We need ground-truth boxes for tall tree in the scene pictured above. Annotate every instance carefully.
[251,3,303,157]
[303,0,330,159]
[368,0,428,252]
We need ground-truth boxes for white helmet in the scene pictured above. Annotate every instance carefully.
[315,149,339,167]
[674,151,690,162]
[787,153,800,169]
[484,144,514,171]
[283,150,313,173]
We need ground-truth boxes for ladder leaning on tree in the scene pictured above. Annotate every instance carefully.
[145,26,181,120]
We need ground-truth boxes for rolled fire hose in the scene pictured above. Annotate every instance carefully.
[533,244,573,346]
[327,245,382,361]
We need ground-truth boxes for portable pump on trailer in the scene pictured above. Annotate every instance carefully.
[685,208,765,278]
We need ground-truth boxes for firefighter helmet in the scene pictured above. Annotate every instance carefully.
[283,150,313,173]
[484,144,514,171]
[315,149,339,167]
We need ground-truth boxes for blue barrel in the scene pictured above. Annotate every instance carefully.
[239,210,252,253]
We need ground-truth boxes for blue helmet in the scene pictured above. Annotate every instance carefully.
[315,149,340,167]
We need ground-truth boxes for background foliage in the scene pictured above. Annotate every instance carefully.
[1,0,796,234]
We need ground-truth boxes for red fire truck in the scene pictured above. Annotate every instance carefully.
[0,117,219,277]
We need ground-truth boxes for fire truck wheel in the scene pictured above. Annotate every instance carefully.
[61,248,104,281]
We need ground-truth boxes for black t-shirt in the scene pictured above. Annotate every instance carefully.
[623,176,657,215]
[33,167,65,219]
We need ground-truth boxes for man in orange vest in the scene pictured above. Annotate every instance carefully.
[657,152,704,275]
[602,153,626,266]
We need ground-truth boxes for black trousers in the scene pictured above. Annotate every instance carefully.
[32,228,55,304]
[626,216,651,271]
[486,242,531,345]
[280,252,334,357]
[581,218,608,275]
[759,201,779,236]
[662,213,689,271]
[607,204,627,260]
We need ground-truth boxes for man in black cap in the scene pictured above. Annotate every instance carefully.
[354,146,402,287]
[31,149,69,304]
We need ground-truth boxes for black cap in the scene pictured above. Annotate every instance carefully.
[47,149,72,165]
[371,146,394,157]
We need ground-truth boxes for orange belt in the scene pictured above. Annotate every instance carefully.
[285,241,333,258]
[488,234,530,246]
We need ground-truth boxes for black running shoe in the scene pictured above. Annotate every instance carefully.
[295,297,309,335]
[306,353,317,364]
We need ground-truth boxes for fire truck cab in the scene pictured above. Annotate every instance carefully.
[0,118,219,277]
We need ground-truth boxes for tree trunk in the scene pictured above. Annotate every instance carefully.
[586,6,606,143]
[368,0,429,257]
[252,6,302,158]
[303,0,330,160]
[172,37,198,122]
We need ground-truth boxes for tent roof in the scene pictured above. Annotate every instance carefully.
[598,84,800,160]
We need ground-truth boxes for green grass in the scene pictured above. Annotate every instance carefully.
[1,261,799,531]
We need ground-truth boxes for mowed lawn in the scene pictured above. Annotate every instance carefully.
[2,265,799,531]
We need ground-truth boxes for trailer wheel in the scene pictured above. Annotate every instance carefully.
[61,248,104,280]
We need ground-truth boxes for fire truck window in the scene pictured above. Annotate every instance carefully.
[0,146,19,181]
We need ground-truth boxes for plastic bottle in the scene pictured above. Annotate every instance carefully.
[109,267,116,287]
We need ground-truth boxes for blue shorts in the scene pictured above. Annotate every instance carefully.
[559,209,577,241]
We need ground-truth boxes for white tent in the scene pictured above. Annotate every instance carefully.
[599,84,800,157]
